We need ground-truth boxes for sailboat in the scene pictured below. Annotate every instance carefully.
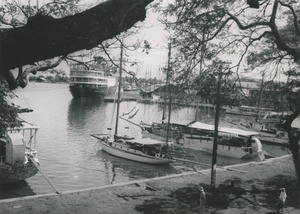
[139,43,265,160]
[92,44,172,165]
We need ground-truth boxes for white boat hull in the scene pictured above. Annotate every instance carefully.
[182,134,251,159]
[99,141,172,165]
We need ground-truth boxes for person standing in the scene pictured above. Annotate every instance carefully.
[276,187,287,213]
[199,186,206,214]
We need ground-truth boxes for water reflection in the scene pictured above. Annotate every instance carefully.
[67,98,108,131]
[0,181,35,200]
[97,150,178,183]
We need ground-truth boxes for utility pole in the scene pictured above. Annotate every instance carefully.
[210,69,222,189]
[115,42,123,136]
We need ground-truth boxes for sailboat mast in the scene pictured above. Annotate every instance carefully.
[165,42,172,145]
[162,43,172,122]
[115,43,123,136]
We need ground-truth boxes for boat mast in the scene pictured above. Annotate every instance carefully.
[165,42,172,145]
[195,30,206,121]
[162,45,171,123]
[115,43,123,136]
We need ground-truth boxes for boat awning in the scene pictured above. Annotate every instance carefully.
[188,122,214,131]
[188,121,258,137]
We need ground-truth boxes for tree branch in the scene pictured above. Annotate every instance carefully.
[278,0,300,38]
[23,56,66,76]
[0,0,153,89]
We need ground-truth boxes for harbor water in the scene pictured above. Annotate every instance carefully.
[1,83,254,200]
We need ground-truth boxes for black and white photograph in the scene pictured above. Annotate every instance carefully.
[0,0,300,213]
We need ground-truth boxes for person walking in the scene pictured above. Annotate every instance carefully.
[199,186,206,214]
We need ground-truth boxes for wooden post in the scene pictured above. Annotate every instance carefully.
[211,71,222,189]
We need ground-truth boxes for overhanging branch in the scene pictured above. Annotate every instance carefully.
[0,0,153,89]
[278,0,300,38]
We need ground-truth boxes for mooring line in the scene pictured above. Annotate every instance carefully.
[29,157,62,195]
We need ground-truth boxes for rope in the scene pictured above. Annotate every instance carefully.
[119,116,142,129]
[128,109,139,119]
[122,106,136,116]
[29,157,62,194]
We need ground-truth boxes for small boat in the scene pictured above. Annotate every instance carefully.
[182,121,265,160]
[0,122,39,184]
[92,44,172,165]
[92,135,172,165]
[69,65,117,98]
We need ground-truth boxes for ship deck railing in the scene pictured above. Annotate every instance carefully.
[70,81,108,85]
[25,146,38,158]
[6,124,39,154]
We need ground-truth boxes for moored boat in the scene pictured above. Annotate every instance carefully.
[92,44,172,165]
[0,123,39,184]
[143,120,265,160]
[92,135,172,165]
[69,67,117,98]
[181,121,265,160]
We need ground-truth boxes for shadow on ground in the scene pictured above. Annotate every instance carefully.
[135,175,299,214]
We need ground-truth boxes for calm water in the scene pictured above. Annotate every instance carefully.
[0,83,244,200]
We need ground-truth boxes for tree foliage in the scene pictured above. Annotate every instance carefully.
[0,0,153,90]
[193,62,240,106]
[0,79,21,136]
[159,0,300,182]
[0,0,153,135]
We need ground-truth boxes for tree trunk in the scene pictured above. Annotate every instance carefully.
[0,0,153,89]
[282,88,300,184]
[283,110,300,182]
[288,130,300,181]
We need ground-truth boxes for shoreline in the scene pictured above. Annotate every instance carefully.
[1,155,299,213]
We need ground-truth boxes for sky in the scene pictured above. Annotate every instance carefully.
[1,0,171,78]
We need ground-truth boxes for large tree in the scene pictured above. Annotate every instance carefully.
[159,0,300,182]
[0,0,153,90]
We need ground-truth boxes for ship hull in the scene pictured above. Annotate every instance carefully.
[69,84,117,98]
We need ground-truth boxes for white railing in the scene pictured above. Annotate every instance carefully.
[25,146,38,158]
[6,123,39,152]
[70,70,104,77]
